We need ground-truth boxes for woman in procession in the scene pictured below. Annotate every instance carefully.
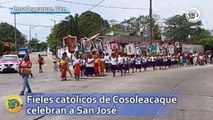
[94,55,101,77]
[130,55,136,73]
[100,55,105,76]
[73,54,81,81]
[59,52,68,81]
[167,54,172,68]
[110,54,118,77]
[85,54,95,77]
[79,54,86,76]
[19,54,32,96]
[66,54,73,78]
[118,54,124,76]
[104,53,111,73]
[135,55,142,72]
[123,54,129,74]
[142,55,148,71]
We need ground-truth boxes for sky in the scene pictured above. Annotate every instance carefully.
[0,0,212,42]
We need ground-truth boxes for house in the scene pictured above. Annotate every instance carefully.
[106,30,135,36]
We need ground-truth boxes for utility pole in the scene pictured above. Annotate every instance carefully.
[50,19,57,55]
[149,0,153,43]
[14,14,17,50]
[35,33,37,40]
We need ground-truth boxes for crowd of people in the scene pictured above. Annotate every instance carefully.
[58,52,213,81]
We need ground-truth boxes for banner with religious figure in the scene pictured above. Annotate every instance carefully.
[110,42,119,51]
[168,44,175,55]
[81,38,92,53]
[63,35,77,54]
[94,39,103,52]
[125,44,135,55]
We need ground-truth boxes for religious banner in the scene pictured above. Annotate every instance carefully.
[150,43,157,53]
[125,43,135,55]
[134,46,141,55]
[168,44,175,55]
[110,42,119,50]
[63,35,77,54]
[81,38,92,53]
[94,39,103,52]
[156,43,161,55]
[175,42,180,48]
[103,42,112,55]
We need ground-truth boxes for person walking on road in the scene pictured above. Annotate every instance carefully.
[73,55,81,81]
[66,53,73,78]
[60,52,68,81]
[36,54,45,73]
[110,54,118,77]
[19,54,32,96]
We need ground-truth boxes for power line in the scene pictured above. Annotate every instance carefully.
[0,0,18,4]
[154,0,176,13]
[88,0,105,11]
[56,0,149,10]
[0,20,53,28]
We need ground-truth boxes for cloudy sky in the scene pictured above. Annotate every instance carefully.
[0,0,212,42]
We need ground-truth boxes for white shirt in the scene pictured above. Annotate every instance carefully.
[167,55,172,59]
[118,56,124,64]
[80,59,85,66]
[111,58,117,65]
[124,57,129,64]
[199,56,203,60]
[147,57,152,62]
[142,58,147,63]
[104,55,110,64]
[73,59,80,65]
[151,56,155,62]
[101,58,105,62]
[130,57,135,63]
[135,58,142,65]
[86,58,94,67]
[163,57,167,62]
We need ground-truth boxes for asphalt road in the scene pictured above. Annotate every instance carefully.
[0,52,213,120]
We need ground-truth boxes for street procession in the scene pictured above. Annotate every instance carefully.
[57,34,213,81]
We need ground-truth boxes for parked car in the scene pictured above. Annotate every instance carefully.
[0,55,19,73]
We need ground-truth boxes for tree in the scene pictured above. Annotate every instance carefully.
[47,11,110,53]
[0,41,3,56]
[190,28,211,41]
[118,15,161,40]
[79,11,109,38]
[10,44,16,53]
[163,14,202,41]
[28,38,39,51]
[39,42,48,51]
[0,22,26,48]
[200,38,213,51]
